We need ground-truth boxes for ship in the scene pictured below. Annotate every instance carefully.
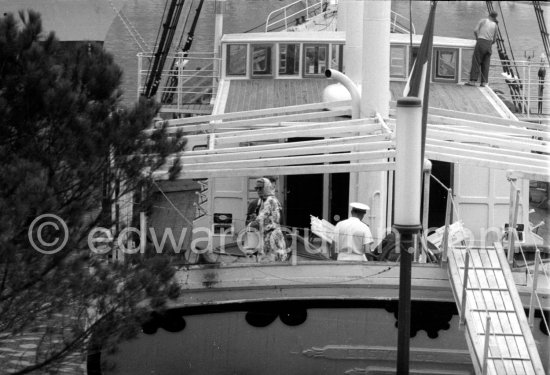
[95,1,550,374]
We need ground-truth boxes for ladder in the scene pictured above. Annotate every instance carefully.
[143,0,186,98]
[485,1,525,113]
[532,1,550,66]
[161,0,205,105]
[447,244,545,374]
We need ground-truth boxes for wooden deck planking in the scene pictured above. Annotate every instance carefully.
[447,246,544,374]
[224,79,335,113]
[390,81,502,117]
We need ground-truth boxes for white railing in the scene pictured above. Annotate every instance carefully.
[265,0,326,32]
[265,1,415,34]
[390,10,415,35]
[506,175,550,334]
[488,59,549,117]
[137,52,221,110]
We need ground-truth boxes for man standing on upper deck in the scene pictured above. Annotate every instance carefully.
[465,11,498,87]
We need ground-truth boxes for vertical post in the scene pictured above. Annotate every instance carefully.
[442,188,452,263]
[422,160,432,233]
[137,53,143,100]
[507,178,516,262]
[508,189,521,263]
[394,97,423,375]
[528,249,541,327]
[213,0,225,89]
[177,52,183,110]
[460,252,470,327]
[420,160,432,262]
[482,316,491,375]
[526,63,531,115]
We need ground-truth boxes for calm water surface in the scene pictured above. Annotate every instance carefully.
[104,0,546,106]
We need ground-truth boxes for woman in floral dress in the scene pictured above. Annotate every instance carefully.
[248,178,288,261]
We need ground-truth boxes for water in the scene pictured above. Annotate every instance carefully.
[104,0,547,107]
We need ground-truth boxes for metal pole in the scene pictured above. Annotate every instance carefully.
[508,189,521,264]
[460,252,470,328]
[394,97,422,375]
[507,178,516,262]
[528,249,541,327]
[395,225,420,375]
[442,189,452,263]
[137,53,143,100]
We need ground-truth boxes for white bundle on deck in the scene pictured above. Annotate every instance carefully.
[310,215,335,244]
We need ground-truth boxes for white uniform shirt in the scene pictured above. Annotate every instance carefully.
[333,217,373,255]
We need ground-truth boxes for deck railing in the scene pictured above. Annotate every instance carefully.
[265,0,327,32]
[488,59,549,118]
[265,0,415,34]
[506,173,550,333]
[137,52,220,112]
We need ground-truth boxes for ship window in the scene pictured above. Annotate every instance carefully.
[390,45,406,78]
[330,44,343,71]
[226,44,247,76]
[303,44,328,77]
[279,44,300,76]
[251,44,273,77]
[433,48,458,83]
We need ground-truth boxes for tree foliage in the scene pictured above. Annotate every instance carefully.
[0,10,184,374]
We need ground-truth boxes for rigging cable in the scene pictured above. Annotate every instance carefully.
[107,0,148,52]
[497,1,519,74]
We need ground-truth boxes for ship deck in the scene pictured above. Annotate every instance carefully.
[221,78,336,113]
[218,78,509,119]
[390,81,503,117]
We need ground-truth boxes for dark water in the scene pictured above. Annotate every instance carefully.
[104,0,546,106]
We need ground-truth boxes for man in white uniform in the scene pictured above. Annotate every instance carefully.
[332,202,373,261]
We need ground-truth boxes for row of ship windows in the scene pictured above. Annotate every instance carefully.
[225,42,472,83]
[225,43,343,78]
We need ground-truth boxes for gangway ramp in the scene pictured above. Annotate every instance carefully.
[447,245,545,374]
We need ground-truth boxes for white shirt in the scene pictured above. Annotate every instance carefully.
[474,18,497,42]
[333,217,373,255]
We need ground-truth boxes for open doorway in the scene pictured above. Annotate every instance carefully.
[426,160,453,229]
[285,174,323,233]
[330,173,349,224]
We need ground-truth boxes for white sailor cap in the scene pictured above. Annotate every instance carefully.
[350,202,370,212]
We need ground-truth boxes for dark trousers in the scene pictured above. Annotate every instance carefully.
[470,39,492,84]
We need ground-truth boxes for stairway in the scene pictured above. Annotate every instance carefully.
[447,244,545,374]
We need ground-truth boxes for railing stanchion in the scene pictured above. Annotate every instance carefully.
[482,316,491,375]
[508,189,520,263]
[507,178,516,263]
[528,249,541,327]
[460,251,470,328]
[442,188,452,263]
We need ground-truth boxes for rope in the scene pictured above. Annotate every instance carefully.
[151,180,193,226]
[497,1,519,76]
[108,0,149,52]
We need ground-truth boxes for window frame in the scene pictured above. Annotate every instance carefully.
[225,43,248,77]
[432,47,459,83]
[303,43,329,77]
[250,43,274,78]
